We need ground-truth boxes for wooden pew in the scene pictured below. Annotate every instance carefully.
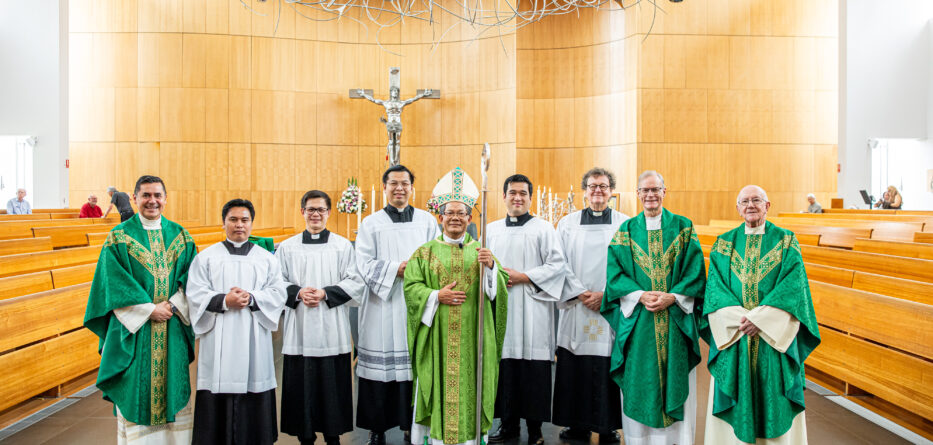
[0,271,54,300]
[32,224,116,248]
[695,225,820,246]
[807,329,933,423]
[0,245,102,278]
[851,272,933,306]
[0,214,52,221]
[823,208,897,215]
[0,237,53,255]
[51,263,97,288]
[0,218,117,240]
[801,245,933,284]
[804,263,854,287]
[853,238,933,260]
[33,209,82,213]
[779,212,933,225]
[0,329,99,413]
[810,281,933,360]
[915,232,933,244]
[0,284,90,354]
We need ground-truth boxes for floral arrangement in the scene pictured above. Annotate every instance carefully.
[336,178,367,214]
[425,195,441,215]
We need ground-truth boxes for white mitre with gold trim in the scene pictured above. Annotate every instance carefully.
[432,167,479,207]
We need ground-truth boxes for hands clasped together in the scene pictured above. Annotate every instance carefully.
[439,247,495,306]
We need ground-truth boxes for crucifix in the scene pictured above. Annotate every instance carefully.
[350,67,440,166]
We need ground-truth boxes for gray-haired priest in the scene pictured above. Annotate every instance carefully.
[702,185,820,445]
[355,165,441,445]
[404,167,510,445]
[601,170,706,445]
[186,199,287,445]
[276,190,366,445]
[552,168,628,443]
[487,174,567,445]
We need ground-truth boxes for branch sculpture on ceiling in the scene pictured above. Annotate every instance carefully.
[245,0,666,51]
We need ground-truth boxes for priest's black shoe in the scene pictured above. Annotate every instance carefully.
[403,430,411,444]
[366,431,386,445]
[558,427,590,441]
[527,428,545,445]
[598,430,621,444]
[487,424,521,443]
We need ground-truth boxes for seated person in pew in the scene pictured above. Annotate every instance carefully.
[873,186,903,210]
[803,193,823,214]
[6,188,31,215]
[186,198,287,445]
[701,185,821,445]
[79,194,103,218]
[83,175,199,445]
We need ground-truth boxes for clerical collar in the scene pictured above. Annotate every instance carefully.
[744,222,766,235]
[443,234,466,245]
[581,207,612,225]
[302,229,330,244]
[645,212,662,231]
[505,212,533,227]
[384,205,414,223]
[139,214,162,231]
[222,239,254,256]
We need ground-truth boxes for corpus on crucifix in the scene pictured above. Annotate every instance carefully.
[351,67,440,166]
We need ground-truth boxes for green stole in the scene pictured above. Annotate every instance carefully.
[84,215,198,426]
[404,234,510,444]
[601,209,706,428]
[700,221,820,442]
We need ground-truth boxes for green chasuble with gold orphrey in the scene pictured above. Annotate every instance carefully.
[84,215,198,426]
[700,222,820,443]
[405,234,509,444]
[601,209,706,429]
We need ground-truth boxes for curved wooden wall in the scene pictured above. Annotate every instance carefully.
[68,0,516,233]
[68,0,838,228]
[625,0,839,224]
[515,4,637,216]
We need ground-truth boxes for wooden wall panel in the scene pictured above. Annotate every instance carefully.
[71,0,835,228]
[622,0,837,224]
[515,1,635,216]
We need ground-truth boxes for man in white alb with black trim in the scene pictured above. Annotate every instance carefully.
[355,165,441,445]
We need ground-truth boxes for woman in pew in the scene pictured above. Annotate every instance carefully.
[701,185,821,445]
[874,186,903,209]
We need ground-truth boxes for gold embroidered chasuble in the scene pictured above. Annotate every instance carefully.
[84,215,198,426]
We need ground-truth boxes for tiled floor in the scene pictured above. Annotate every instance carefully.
[1,338,912,445]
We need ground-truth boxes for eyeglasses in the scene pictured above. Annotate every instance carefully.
[442,211,469,218]
[386,181,411,189]
[637,187,664,195]
[586,184,611,192]
[738,198,766,207]
[303,207,329,215]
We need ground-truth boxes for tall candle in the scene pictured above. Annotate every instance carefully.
[371,186,376,215]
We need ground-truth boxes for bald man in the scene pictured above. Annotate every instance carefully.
[80,194,104,218]
[701,185,820,444]
[6,188,31,214]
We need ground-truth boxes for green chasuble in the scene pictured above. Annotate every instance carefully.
[701,221,820,443]
[404,234,509,444]
[83,215,198,426]
[601,209,706,428]
[249,235,275,253]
